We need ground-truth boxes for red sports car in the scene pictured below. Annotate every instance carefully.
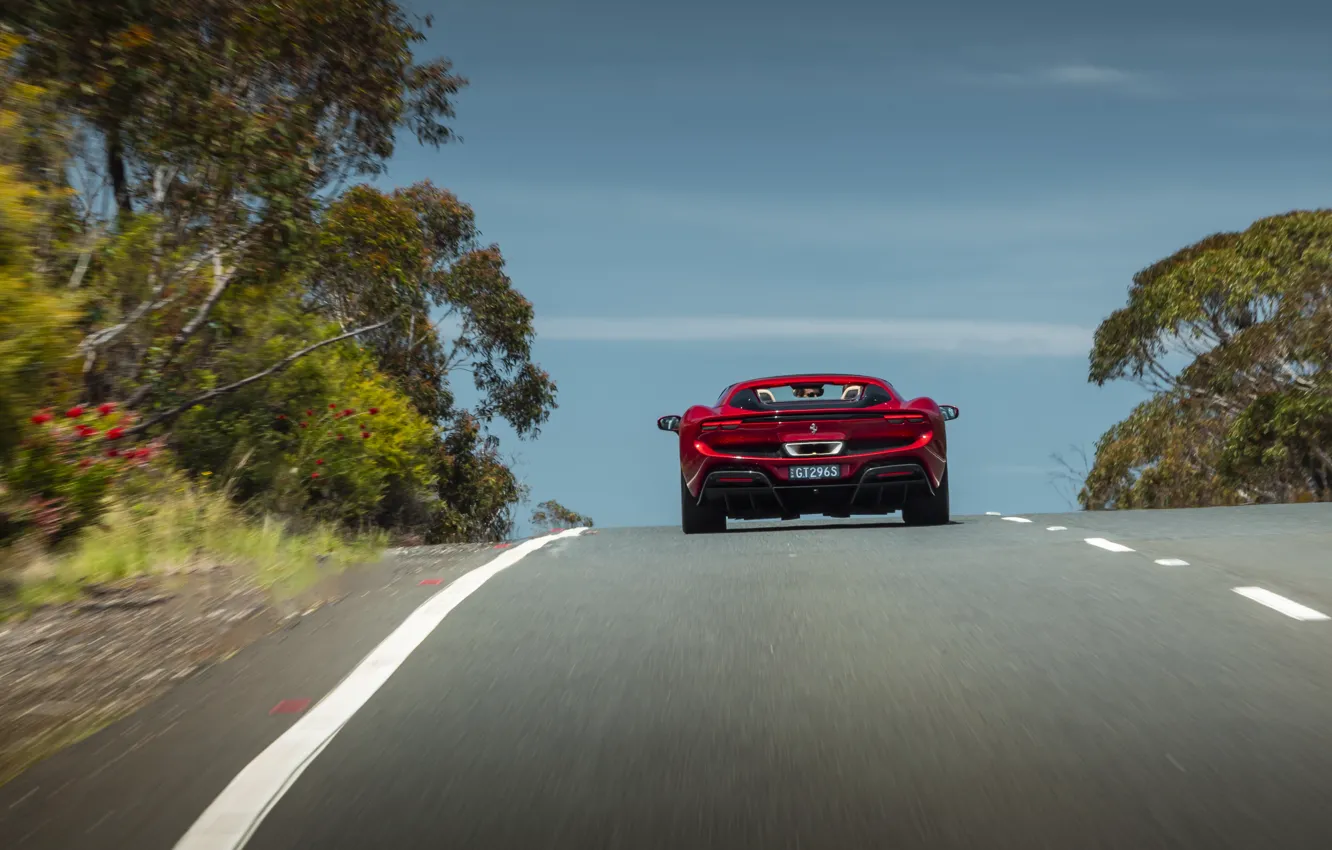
[658,374,959,534]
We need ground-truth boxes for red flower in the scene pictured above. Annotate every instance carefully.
[97,402,116,416]
[311,472,320,479]
[65,406,85,418]
[360,431,370,439]
[300,422,308,429]
[79,458,93,468]
[343,408,356,416]
[106,449,120,458]
[336,433,345,441]
[277,413,287,420]
[30,411,53,425]
[315,458,324,465]
[329,403,336,409]
[368,407,379,415]
[306,409,313,416]
[106,427,125,440]
[75,426,95,439]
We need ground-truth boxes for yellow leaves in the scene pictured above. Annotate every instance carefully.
[0,33,25,75]
[0,167,82,461]
[114,25,155,51]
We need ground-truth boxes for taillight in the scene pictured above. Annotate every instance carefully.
[883,413,927,425]
[701,419,743,431]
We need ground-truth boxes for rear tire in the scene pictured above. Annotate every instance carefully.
[902,466,950,526]
[681,474,726,534]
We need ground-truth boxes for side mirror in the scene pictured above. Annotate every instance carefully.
[939,405,959,422]
[657,415,681,432]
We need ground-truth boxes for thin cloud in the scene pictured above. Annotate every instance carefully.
[535,317,1092,357]
[954,63,1156,94]
[1040,64,1135,85]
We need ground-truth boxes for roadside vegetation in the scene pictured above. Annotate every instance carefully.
[0,4,589,618]
[1075,210,1332,509]
[530,499,596,530]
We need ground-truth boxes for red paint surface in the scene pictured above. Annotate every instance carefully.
[493,543,512,549]
[269,698,311,715]
[418,578,443,586]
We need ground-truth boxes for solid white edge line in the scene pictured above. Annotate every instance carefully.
[1232,587,1331,622]
[1154,558,1189,566]
[1046,526,1067,531]
[1001,516,1032,523]
[172,527,588,850]
[1084,537,1135,553]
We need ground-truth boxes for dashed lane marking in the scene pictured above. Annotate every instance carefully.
[1232,587,1330,622]
[1085,537,1135,553]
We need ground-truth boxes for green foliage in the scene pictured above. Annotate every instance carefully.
[429,414,527,543]
[1,2,558,595]
[1083,210,1332,508]
[7,0,466,217]
[310,181,558,434]
[530,499,594,530]
[0,60,82,464]
[1219,388,1332,500]
[1079,395,1241,510]
[3,403,163,543]
[169,303,439,527]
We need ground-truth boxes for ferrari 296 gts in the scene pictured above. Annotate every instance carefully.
[657,374,958,534]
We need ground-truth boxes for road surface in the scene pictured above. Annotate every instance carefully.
[4,504,1332,849]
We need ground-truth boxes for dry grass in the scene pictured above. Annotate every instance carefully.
[3,476,386,618]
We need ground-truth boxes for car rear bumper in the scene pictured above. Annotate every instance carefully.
[691,458,939,520]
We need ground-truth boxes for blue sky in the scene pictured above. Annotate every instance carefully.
[381,0,1332,532]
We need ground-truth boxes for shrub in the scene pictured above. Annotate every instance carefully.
[3,402,160,545]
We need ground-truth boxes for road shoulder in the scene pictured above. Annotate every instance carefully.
[0,543,503,850]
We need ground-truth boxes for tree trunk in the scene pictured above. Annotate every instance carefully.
[107,126,133,217]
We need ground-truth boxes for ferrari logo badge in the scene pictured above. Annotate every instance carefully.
[809,423,818,434]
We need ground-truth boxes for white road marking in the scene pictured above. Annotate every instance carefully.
[1232,587,1331,622]
[1046,526,1067,531]
[1155,558,1189,566]
[1002,516,1032,523]
[172,528,588,850]
[1084,537,1135,553]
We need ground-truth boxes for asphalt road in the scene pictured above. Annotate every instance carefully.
[5,504,1332,849]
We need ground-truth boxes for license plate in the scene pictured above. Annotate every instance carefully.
[789,464,840,481]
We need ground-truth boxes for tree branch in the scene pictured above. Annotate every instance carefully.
[124,316,397,437]
[78,245,221,361]
[66,225,105,289]
[124,247,240,408]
